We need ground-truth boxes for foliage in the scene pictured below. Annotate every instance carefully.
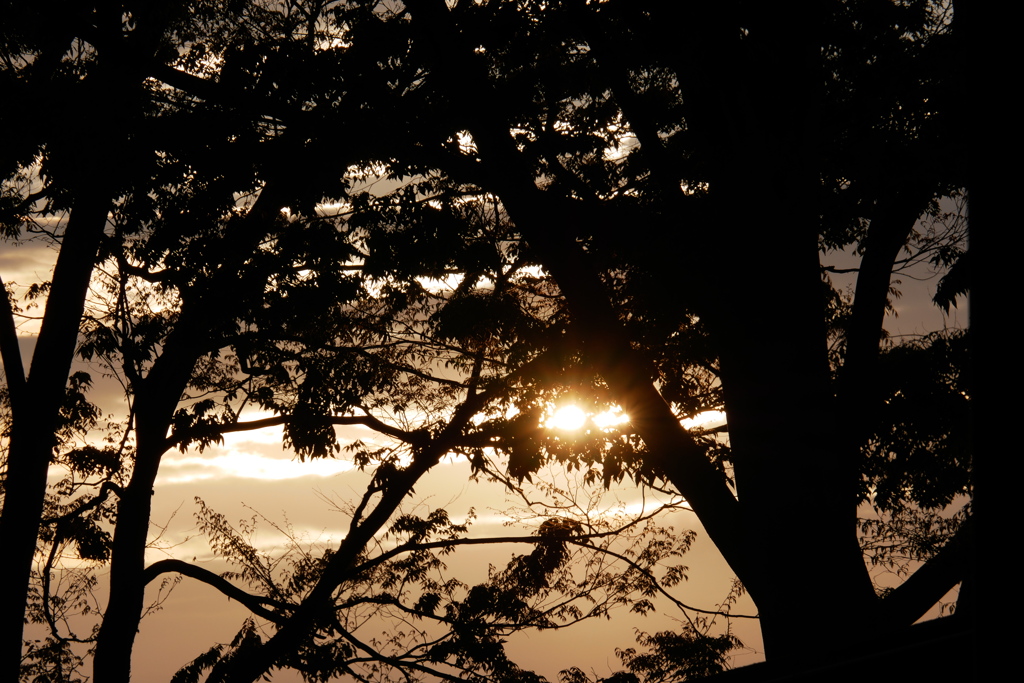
[171,488,717,683]
[560,578,746,683]
[862,330,971,512]
[617,628,740,683]
[0,0,972,681]
[860,504,970,585]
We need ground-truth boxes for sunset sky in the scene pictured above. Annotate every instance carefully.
[3,203,967,680]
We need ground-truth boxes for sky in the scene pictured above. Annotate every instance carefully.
[2,234,758,679]
[131,453,762,681]
[3,200,968,681]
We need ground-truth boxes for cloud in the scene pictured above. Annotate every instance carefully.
[157,441,357,485]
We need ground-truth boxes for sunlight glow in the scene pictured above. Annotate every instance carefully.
[681,410,726,430]
[545,405,631,431]
[546,405,587,431]
[593,408,630,429]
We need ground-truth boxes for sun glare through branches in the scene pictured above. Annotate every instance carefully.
[545,405,632,431]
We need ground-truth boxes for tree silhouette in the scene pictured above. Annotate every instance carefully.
[1,1,973,681]
[3,7,730,682]
[380,0,970,664]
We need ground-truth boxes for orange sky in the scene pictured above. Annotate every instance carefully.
[4,215,967,679]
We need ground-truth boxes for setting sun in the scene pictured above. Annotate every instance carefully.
[545,405,632,431]
[546,405,587,430]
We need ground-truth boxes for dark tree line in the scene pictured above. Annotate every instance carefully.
[0,1,974,681]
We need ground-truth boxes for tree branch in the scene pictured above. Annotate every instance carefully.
[351,531,758,621]
[167,413,426,450]
[403,0,748,585]
[330,620,469,683]
[142,559,290,625]
[0,275,27,416]
[42,481,123,526]
[839,185,936,420]
[879,516,972,628]
[116,256,176,284]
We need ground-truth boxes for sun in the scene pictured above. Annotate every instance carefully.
[544,404,632,431]
[546,405,588,431]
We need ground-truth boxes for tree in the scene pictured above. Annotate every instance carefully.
[282,0,967,668]
[381,0,971,664]
[0,3,191,677]
[1,2,452,677]
[157,0,973,677]
[1,0,972,680]
[4,4,739,682]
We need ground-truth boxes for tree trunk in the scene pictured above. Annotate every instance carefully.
[0,9,157,674]
[0,192,110,681]
[703,216,879,657]
[91,391,183,683]
[93,182,296,682]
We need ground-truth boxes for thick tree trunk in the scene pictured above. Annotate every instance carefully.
[0,8,160,674]
[703,217,879,657]
[0,193,110,681]
[462,75,881,665]
[514,182,881,658]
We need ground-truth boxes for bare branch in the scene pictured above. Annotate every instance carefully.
[142,559,291,625]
